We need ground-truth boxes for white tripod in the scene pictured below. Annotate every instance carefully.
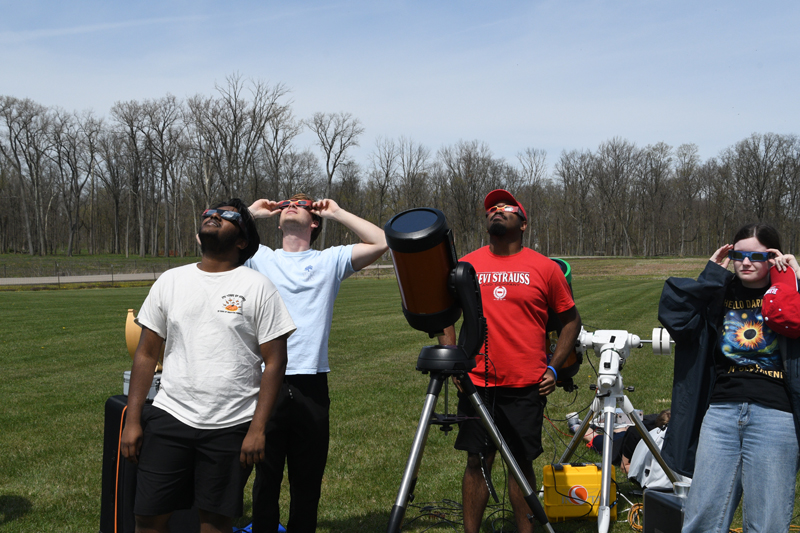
[559,328,679,533]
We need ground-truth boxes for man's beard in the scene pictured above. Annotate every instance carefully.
[488,220,507,237]
[198,228,240,255]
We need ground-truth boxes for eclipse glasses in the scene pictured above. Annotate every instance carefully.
[201,208,246,233]
[486,204,525,219]
[277,200,313,210]
[728,250,773,262]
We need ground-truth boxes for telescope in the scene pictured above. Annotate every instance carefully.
[562,327,678,533]
[383,207,555,533]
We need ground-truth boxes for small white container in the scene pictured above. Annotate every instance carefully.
[123,370,161,400]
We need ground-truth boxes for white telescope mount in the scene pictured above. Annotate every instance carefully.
[559,327,677,533]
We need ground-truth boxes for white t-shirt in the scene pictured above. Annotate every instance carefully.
[628,427,691,489]
[136,263,296,429]
[245,244,355,375]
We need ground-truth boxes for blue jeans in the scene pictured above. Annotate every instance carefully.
[682,402,799,533]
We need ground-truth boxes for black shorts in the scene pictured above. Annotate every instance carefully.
[134,405,252,518]
[454,384,546,462]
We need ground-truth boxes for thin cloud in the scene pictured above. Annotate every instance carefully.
[0,15,209,44]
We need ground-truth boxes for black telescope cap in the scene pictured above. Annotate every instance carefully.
[385,208,450,254]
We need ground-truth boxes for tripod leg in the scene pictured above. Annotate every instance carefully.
[387,374,444,533]
[559,403,599,464]
[461,379,556,533]
[597,398,617,533]
[621,396,680,484]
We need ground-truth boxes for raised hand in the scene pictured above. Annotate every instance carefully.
[769,249,800,277]
[710,244,733,269]
[249,199,281,219]
[311,199,341,219]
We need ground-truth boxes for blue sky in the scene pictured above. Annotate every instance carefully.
[1,1,798,167]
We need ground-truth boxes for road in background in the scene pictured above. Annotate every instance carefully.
[0,264,394,286]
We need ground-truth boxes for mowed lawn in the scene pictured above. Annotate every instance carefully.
[0,258,798,531]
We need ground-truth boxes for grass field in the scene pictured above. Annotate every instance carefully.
[0,253,199,279]
[0,257,797,532]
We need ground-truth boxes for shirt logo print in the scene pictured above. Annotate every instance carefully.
[219,294,245,314]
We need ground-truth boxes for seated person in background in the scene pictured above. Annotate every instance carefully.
[577,409,671,474]
[627,411,691,490]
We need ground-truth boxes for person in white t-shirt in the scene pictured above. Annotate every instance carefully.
[245,193,387,533]
[121,199,296,533]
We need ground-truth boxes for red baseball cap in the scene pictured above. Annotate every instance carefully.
[762,265,800,339]
[483,189,527,221]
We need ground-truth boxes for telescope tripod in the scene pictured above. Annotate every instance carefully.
[559,373,679,533]
[387,345,555,533]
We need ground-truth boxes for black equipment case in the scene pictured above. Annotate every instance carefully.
[99,395,199,533]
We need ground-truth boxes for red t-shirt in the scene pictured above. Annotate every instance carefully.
[461,247,575,388]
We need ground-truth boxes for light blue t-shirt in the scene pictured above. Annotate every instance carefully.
[245,244,355,374]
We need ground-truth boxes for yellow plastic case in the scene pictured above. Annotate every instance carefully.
[542,463,617,522]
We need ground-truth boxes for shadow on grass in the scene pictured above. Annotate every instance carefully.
[235,510,395,532]
[0,494,33,524]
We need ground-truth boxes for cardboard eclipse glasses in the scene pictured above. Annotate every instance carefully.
[201,209,246,233]
[486,204,525,219]
[278,200,313,210]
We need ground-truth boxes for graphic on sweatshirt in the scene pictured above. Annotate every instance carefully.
[720,303,781,371]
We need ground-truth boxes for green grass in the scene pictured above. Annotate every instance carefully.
[0,264,797,532]
[0,252,394,280]
[0,252,198,278]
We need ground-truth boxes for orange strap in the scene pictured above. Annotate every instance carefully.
[115,405,127,533]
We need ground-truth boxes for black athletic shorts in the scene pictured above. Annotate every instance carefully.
[454,384,546,462]
[134,405,252,518]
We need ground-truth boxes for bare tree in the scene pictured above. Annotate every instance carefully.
[637,142,672,256]
[279,149,323,200]
[592,138,640,255]
[329,161,365,245]
[516,147,548,250]
[438,140,495,254]
[97,128,127,253]
[776,136,800,251]
[186,74,289,199]
[0,98,53,255]
[307,111,364,247]
[50,109,87,256]
[142,94,184,256]
[729,132,785,221]
[367,136,398,227]
[111,99,148,256]
[78,111,102,254]
[673,143,701,256]
[395,136,431,213]
[261,97,301,200]
[554,149,594,255]
[0,96,36,254]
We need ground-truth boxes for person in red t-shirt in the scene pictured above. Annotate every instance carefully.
[441,189,582,533]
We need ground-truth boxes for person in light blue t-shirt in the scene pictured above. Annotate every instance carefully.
[245,193,387,533]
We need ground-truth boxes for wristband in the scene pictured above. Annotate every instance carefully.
[547,365,558,381]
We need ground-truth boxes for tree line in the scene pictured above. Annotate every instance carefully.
[2,73,800,261]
